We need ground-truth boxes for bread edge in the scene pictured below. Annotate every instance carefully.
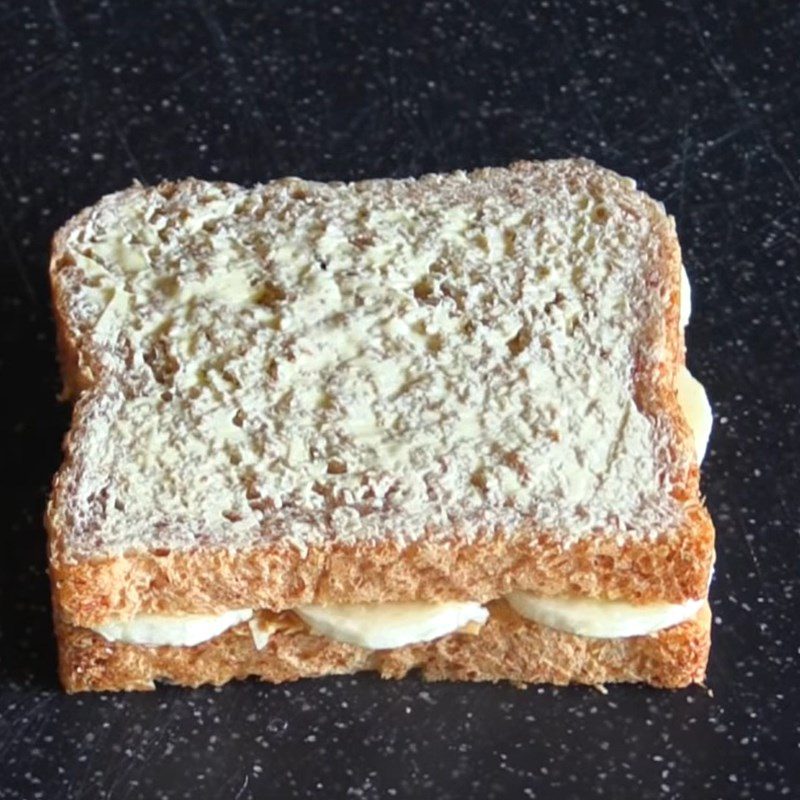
[48,516,714,627]
[55,600,711,692]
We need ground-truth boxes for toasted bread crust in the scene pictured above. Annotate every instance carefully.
[48,518,714,628]
[55,601,711,692]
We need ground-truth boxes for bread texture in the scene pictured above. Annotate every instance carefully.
[56,601,711,693]
[47,159,713,631]
[50,528,713,629]
[47,159,714,692]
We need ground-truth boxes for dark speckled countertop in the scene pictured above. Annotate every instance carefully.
[1,1,798,798]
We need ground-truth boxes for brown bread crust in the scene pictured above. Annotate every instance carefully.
[56,601,711,692]
[48,519,714,628]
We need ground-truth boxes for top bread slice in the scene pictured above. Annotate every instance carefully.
[47,159,714,628]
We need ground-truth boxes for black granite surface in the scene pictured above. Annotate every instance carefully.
[1,1,798,798]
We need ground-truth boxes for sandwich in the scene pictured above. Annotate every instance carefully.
[46,159,714,692]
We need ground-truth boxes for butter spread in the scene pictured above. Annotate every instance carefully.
[54,167,693,557]
[505,592,703,638]
[90,608,253,647]
[294,601,489,649]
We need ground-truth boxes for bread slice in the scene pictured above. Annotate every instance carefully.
[47,159,714,690]
[56,601,711,693]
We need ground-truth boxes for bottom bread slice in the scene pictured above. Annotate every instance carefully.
[56,601,711,692]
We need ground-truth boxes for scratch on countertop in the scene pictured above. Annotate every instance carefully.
[232,774,250,800]
[0,165,37,305]
[47,0,70,44]
[683,0,800,200]
[111,121,146,183]
[676,124,693,222]
[193,0,266,125]
[0,54,72,104]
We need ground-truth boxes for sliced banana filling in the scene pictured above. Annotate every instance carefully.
[90,608,254,647]
[678,265,713,463]
[89,594,704,650]
[677,366,713,464]
[293,601,489,650]
[505,593,704,639]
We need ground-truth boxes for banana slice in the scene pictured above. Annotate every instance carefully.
[506,593,703,638]
[295,601,488,649]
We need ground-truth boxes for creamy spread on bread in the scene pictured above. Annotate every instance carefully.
[88,268,710,651]
[53,164,698,559]
[88,336,711,652]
